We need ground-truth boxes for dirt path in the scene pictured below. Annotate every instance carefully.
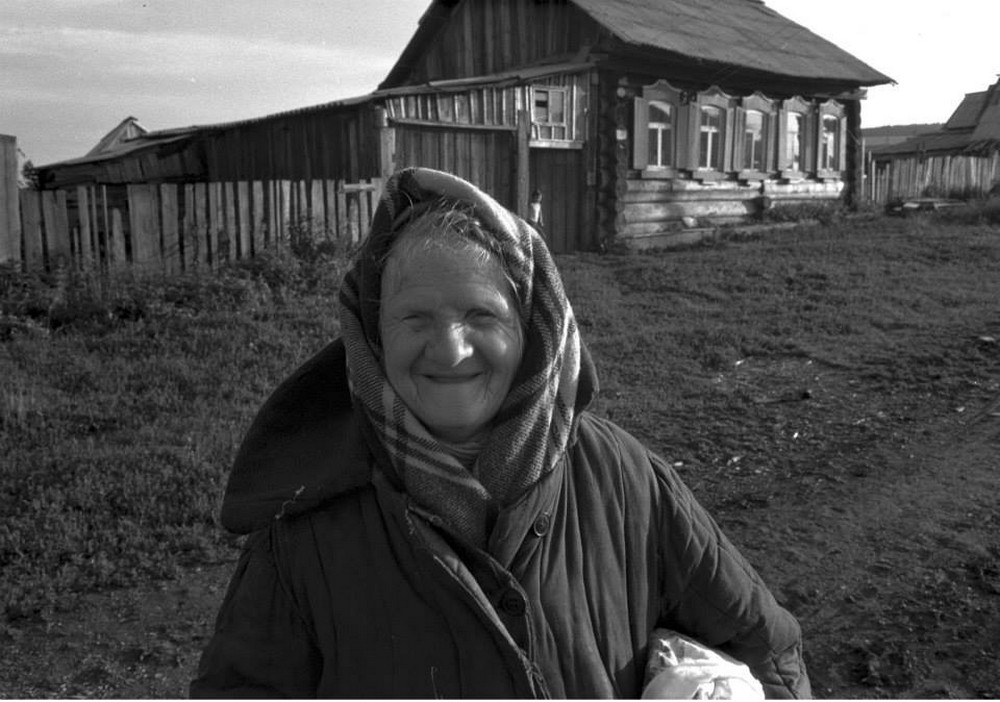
[744,394,1000,698]
[0,562,234,698]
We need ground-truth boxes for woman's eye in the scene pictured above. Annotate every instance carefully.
[469,309,497,322]
[400,313,429,326]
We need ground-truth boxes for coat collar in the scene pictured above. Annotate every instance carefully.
[220,337,599,534]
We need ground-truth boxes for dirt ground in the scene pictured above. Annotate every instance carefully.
[2,342,999,698]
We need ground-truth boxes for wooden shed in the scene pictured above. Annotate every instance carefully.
[869,78,1000,204]
[31,0,892,260]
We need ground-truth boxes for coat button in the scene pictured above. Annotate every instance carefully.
[499,590,526,617]
[532,513,551,537]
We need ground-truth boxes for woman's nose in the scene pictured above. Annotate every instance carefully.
[426,323,474,366]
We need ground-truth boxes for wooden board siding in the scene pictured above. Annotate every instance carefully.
[204,108,381,183]
[529,147,593,253]
[393,122,517,212]
[399,0,600,83]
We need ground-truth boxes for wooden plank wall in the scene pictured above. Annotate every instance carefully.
[403,0,597,81]
[871,151,1000,203]
[529,147,590,254]
[15,177,382,273]
[394,123,516,213]
[0,135,21,264]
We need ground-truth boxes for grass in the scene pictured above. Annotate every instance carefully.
[0,246,351,622]
[2,214,999,625]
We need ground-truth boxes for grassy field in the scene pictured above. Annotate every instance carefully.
[2,209,999,697]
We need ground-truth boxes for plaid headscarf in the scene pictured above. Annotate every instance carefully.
[338,168,581,548]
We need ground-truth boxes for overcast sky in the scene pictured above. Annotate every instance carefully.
[3,0,998,167]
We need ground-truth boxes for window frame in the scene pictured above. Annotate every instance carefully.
[816,100,847,178]
[646,100,676,170]
[687,87,735,181]
[530,85,572,144]
[735,92,777,180]
[779,96,815,180]
[632,80,686,178]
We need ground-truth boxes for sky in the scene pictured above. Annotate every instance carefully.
[3,0,999,167]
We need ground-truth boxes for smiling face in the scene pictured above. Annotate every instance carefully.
[379,235,524,443]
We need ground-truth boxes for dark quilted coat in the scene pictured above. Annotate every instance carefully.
[190,340,811,698]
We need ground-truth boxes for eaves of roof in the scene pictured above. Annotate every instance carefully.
[872,130,974,157]
[37,132,196,170]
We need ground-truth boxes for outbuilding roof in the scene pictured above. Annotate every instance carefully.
[874,80,1000,158]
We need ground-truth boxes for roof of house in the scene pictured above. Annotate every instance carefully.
[571,0,891,85]
[382,0,892,89]
[874,80,1000,158]
[945,91,989,130]
[862,124,943,138]
[84,116,149,158]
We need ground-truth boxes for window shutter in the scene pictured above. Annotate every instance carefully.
[722,106,735,172]
[838,117,847,172]
[633,97,649,170]
[684,103,700,170]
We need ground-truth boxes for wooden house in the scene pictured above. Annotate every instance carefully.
[31,0,891,262]
[869,79,1000,204]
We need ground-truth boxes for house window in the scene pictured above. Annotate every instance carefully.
[735,93,777,177]
[688,87,734,177]
[699,106,724,170]
[742,110,766,172]
[816,101,846,175]
[633,80,685,176]
[820,115,841,170]
[784,111,804,172]
[647,100,675,167]
[532,87,568,140]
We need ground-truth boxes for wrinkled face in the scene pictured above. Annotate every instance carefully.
[379,240,524,444]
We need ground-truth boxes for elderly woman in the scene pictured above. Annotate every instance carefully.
[190,168,810,699]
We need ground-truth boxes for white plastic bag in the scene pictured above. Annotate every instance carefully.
[641,628,764,700]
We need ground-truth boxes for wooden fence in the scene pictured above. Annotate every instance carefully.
[870,151,1000,203]
[8,177,383,273]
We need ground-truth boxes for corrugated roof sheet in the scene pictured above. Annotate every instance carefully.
[571,0,891,85]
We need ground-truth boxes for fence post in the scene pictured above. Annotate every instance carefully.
[127,183,160,271]
[161,183,180,274]
[76,186,94,269]
[237,181,251,259]
[20,190,44,270]
[252,181,265,256]
[0,135,21,265]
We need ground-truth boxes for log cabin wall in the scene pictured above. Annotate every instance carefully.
[603,72,852,248]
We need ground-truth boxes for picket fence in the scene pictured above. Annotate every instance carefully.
[11,177,383,273]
